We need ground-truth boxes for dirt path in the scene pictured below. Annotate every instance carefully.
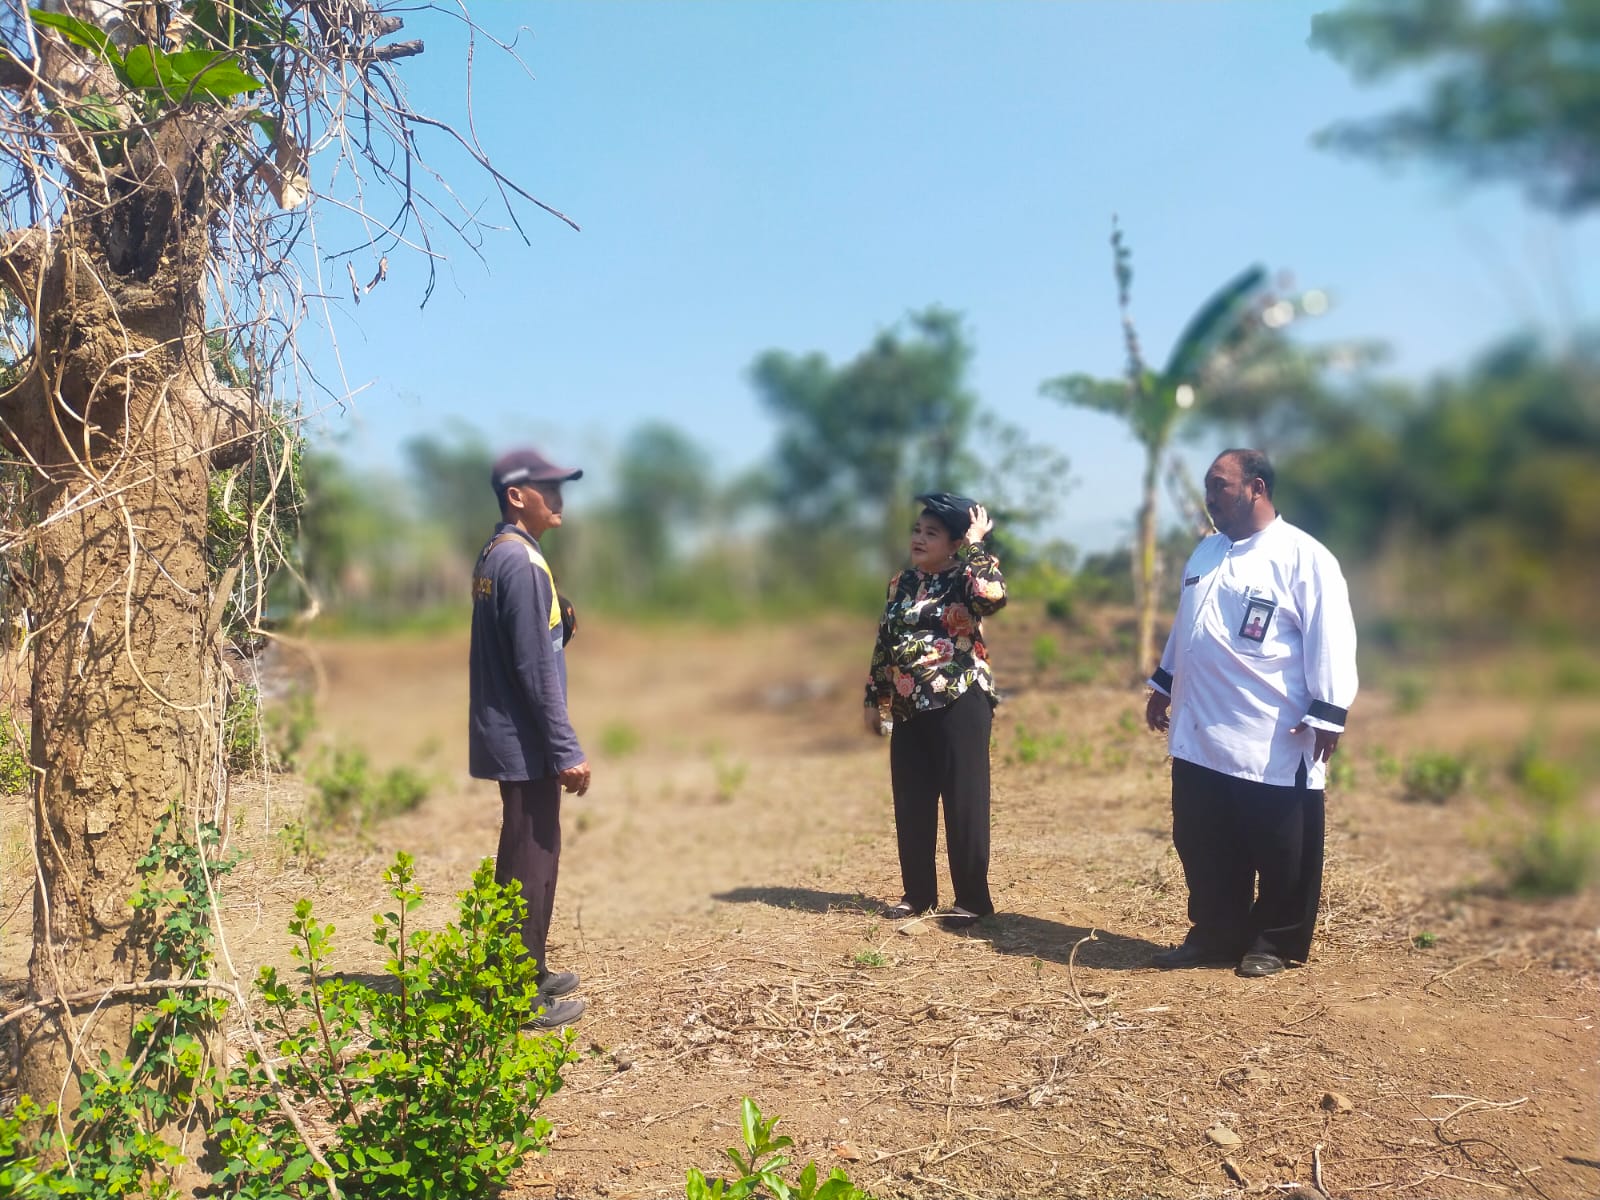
[4,616,1596,1198]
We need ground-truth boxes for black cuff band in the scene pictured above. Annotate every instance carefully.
[1150,668,1173,692]
[1307,699,1348,725]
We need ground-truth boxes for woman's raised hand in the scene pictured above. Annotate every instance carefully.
[965,504,994,544]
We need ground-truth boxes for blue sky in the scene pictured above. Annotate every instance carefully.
[307,1,1598,551]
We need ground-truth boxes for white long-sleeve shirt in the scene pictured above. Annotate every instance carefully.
[1149,516,1358,789]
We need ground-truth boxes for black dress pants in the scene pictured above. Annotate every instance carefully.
[496,778,562,984]
[1170,757,1325,962]
[890,686,994,916]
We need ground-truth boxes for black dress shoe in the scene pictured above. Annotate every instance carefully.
[1151,942,1237,970]
[1236,952,1287,978]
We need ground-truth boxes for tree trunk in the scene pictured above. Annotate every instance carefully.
[8,180,224,1119]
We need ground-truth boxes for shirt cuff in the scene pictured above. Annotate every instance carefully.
[1148,667,1173,696]
[1304,698,1349,731]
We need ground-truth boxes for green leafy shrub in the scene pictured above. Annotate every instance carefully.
[1402,751,1469,804]
[0,813,238,1198]
[599,720,642,758]
[687,1099,873,1200]
[1499,747,1599,897]
[218,853,577,1198]
[0,710,28,794]
[225,684,266,773]
[309,745,431,826]
[1010,723,1063,766]
[266,687,316,771]
[1031,634,1061,674]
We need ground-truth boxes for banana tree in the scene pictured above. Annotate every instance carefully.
[1042,222,1282,679]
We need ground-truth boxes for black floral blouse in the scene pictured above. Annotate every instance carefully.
[865,543,1008,721]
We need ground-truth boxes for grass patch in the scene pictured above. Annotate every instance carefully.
[1498,744,1600,897]
[1402,751,1470,804]
[599,720,642,759]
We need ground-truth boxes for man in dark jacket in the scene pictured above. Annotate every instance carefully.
[470,446,592,1028]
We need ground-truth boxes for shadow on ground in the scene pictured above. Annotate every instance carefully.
[976,913,1163,970]
[711,885,881,915]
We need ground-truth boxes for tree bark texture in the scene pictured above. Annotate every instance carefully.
[5,144,224,1112]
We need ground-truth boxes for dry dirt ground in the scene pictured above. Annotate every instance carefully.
[3,612,1598,1199]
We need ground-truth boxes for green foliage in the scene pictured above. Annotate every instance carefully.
[1402,751,1470,804]
[266,687,316,771]
[217,854,577,1199]
[686,1099,874,1200]
[1499,744,1599,898]
[1031,634,1061,674]
[1274,339,1600,631]
[0,814,239,1197]
[1328,756,1357,791]
[851,948,888,969]
[752,307,979,574]
[1010,723,1064,766]
[1390,674,1427,714]
[712,751,749,804]
[1312,0,1600,213]
[0,709,29,794]
[1412,931,1438,950]
[224,684,265,773]
[599,720,642,759]
[308,745,431,827]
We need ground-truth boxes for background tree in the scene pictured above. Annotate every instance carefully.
[0,0,569,1130]
[1042,221,1315,678]
[750,306,979,581]
[1312,0,1600,213]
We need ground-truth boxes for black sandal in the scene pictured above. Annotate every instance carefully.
[884,901,921,919]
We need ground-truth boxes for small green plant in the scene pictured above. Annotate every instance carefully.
[1328,757,1357,790]
[0,709,29,794]
[224,683,266,773]
[686,1099,874,1200]
[0,812,239,1198]
[599,720,642,758]
[369,763,430,819]
[309,744,432,826]
[265,686,315,771]
[1011,723,1064,766]
[1031,633,1061,674]
[1552,653,1600,696]
[1402,751,1469,804]
[1390,673,1427,714]
[1412,931,1438,949]
[712,751,748,804]
[851,948,888,968]
[1499,745,1599,897]
[1371,745,1400,781]
[218,854,577,1198]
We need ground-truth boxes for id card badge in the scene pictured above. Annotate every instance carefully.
[1238,595,1276,643]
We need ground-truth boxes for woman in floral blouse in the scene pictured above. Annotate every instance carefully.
[864,492,1007,925]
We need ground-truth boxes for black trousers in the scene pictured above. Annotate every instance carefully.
[1170,757,1325,962]
[496,778,562,984]
[890,686,994,916]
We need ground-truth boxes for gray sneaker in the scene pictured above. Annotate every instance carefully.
[526,995,586,1030]
[538,970,580,999]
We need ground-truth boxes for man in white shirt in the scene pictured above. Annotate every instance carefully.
[1145,449,1358,978]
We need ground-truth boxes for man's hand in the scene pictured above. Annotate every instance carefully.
[1290,723,1341,763]
[1145,690,1170,733]
[559,760,591,796]
[965,504,994,544]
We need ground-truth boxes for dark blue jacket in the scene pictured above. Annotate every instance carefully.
[468,524,585,781]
